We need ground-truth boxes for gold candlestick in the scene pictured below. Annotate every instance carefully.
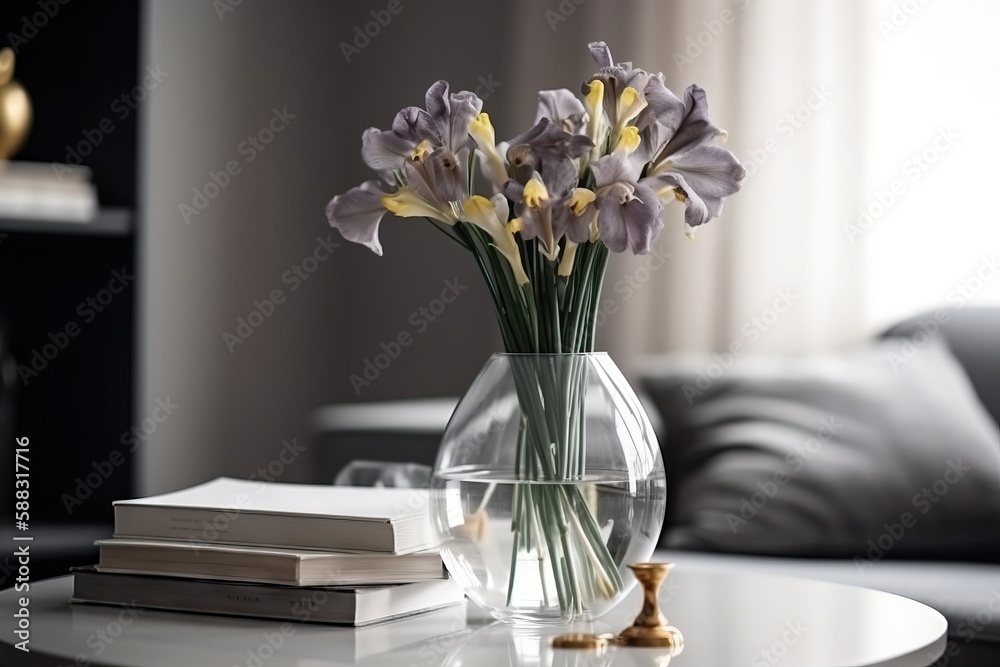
[552,562,684,654]
[617,563,684,650]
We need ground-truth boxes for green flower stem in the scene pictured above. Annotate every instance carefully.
[447,214,621,617]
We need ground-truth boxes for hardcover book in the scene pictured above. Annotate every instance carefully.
[72,567,464,628]
[95,538,446,586]
[112,477,435,554]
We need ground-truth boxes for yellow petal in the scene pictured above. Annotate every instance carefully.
[383,188,452,223]
[461,196,529,285]
[462,194,494,220]
[568,188,596,216]
[558,240,579,276]
[469,113,495,145]
[584,80,606,159]
[585,80,604,113]
[618,86,647,120]
[523,178,549,208]
[615,126,641,154]
[410,140,433,162]
[469,114,508,191]
[619,86,639,110]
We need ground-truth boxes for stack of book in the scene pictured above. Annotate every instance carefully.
[0,161,97,221]
[72,477,464,627]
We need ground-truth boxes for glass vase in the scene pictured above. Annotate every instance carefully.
[430,352,666,625]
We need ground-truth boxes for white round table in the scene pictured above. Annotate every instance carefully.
[0,566,946,666]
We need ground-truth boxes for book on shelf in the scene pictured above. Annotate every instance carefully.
[95,538,446,587]
[0,161,97,222]
[113,477,435,554]
[71,567,465,627]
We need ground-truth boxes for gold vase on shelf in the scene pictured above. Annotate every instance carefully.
[0,47,33,160]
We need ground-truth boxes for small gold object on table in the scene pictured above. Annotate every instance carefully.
[552,563,684,654]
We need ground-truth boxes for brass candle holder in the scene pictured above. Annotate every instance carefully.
[552,562,684,654]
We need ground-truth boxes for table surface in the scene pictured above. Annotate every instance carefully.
[0,564,947,667]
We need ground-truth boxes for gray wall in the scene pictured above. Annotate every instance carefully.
[140,0,530,494]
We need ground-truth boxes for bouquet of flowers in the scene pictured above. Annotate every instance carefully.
[328,42,744,618]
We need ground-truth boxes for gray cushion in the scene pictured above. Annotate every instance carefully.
[642,339,1000,560]
[884,308,1000,427]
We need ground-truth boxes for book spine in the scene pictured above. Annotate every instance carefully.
[73,574,354,624]
[114,506,397,552]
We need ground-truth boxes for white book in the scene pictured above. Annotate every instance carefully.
[0,161,96,222]
[0,161,91,183]
[113,477,436,554]
[95,538,446,586]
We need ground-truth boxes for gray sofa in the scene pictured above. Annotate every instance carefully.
[637,307,1000,667]
[313,308,1000,667]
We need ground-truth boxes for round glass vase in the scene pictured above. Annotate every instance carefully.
[430,352,666,625]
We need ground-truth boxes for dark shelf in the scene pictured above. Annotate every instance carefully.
[0,208,132,237]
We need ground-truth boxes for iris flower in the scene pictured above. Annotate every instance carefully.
[361,80,482,174]
[501,127,594,263]
[505,117,592,187]
[639,82,746,229]
[585,42,745,236]
[590,127,663,254]
[327,81,483,255]
[585,41,655,148]
[327,41,744,264]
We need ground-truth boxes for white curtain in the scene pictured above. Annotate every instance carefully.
[864,0,1000,330]
[510,0,872,368]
